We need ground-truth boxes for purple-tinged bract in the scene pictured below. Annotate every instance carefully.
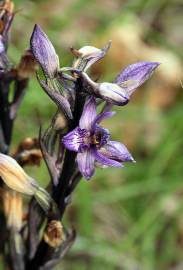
[38,78,73,119]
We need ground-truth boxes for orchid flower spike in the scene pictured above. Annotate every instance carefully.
[62,97,134,179]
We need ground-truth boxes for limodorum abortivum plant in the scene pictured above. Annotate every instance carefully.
[0,1,160,269]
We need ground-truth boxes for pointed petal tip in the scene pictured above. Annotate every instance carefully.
[84,172,94,180]
[30,24,59,78]
[33,23,40,31]
[30,24,42,44]
[149,61,161,68]
[105,39,112,50]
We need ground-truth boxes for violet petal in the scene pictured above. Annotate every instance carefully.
[79,97,97,130]
[114,62,160,96]
[93,148,122,168]
[30,24,59,78]
[77,150,95,180]
[99,141,135,163]
[62,127,89,152]
[92,111,115,129]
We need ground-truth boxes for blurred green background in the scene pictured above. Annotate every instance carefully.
[7,0,183,269]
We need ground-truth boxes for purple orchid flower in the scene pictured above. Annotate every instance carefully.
[62,97,134,179]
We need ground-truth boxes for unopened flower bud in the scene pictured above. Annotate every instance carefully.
[0,153,37,195]
[72,46,101,60]
[0,153,54,213]
[79,72,129,106]
[44,220,65,248]
[97,82,129,105]
[72,41,111,72]
[30,24,59,78]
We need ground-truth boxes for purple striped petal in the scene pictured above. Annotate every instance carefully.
[99,141,135,163]
[62,127,89,152]
[93,149,122,168]
[114,62,160,96]
[30,24,59,78]
[77,150,95,179]
[79,97,97,130]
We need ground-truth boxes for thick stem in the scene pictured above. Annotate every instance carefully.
[53,77,85,214]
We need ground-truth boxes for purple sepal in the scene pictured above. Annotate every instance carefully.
[99,141,135,163]
[92,111,115,129]
[39,79,73,119]
[93,149,122,168]
[77,150,95,180]
[30,24,59,78]
[114,62,160,96]
[79,97,97,130]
